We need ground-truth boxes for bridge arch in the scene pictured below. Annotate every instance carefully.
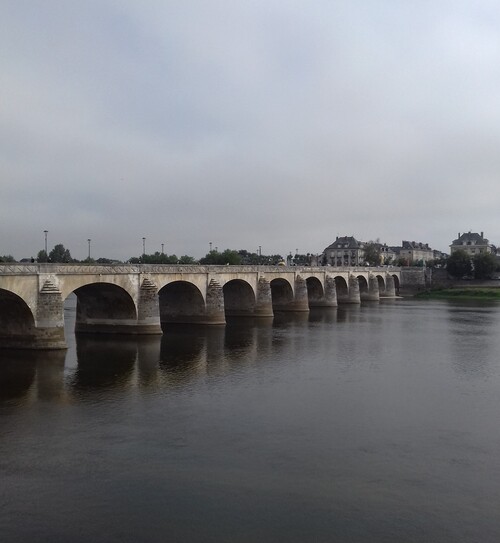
[72,283,137,334]
[270,278,294,310]
[334,276,349,303]
[159,281,206,325]
[392,274,400,295]
[306,277,324,307]
[223,279,255,317]
[59,275,136,305]
[0,288,37,348]
[375,274,386,293]
[357,275,369,296]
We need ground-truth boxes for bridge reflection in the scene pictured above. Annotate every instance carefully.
[0,310,350,403]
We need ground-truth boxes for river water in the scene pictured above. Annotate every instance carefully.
[1,298,500,542]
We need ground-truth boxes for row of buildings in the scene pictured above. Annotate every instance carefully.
[322,231,496,267]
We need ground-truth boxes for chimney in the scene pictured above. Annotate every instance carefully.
[458,232,460,238]
[481,231,484,238]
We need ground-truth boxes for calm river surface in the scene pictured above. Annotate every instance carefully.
[2,298,500,542]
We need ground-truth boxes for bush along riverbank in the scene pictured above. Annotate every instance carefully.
[415,288,500,300]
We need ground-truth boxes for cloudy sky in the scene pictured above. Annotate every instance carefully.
[2,1,500,260]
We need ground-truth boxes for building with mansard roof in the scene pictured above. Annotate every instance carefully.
[323,236,365,266]
[450,231,494,256]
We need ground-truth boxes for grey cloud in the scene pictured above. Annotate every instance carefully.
[2,1,500,260]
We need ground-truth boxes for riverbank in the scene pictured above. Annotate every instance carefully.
[416,287,500,300]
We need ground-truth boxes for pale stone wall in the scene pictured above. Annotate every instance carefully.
[399,267,426,294]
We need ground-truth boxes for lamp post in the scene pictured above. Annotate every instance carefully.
[161,243,164,255]
[142,237,146,256]
[43,230,48,256]
[209,241,212,252]
[87,239,91,260]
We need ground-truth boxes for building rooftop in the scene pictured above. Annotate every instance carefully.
[324,236,363,251]
[402,241,432,250]
[451,231,489,245]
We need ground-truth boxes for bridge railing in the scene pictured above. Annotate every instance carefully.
[0,263,401,275]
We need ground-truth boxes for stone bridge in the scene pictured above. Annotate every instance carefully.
[0,264,403,349]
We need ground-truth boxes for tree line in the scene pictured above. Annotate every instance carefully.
[1,245,285,265]
[445,250,498,280]
[3,244,498,279]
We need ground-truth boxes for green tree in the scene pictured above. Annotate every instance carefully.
[128,253,196,264]
[292,253,312,266]
[446,250,472,278]
[394,256,409,267]
[179,255,197,264]
[37,250,48,262]
[141,252,178,264]
[363,242,381,266]
[473,252,497,280]
[48,244,73,263]
[0,254,15,262]
[200,249,241,265]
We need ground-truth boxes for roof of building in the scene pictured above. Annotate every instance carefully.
[451,231,489,245]
[324,236,364,251]
[401,241,432,250]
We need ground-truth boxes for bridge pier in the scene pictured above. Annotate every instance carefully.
[339,274,361,304]
[204,279,226,324]
[33,280,67,348]
[254,277,274,317]
[380,274,396,298]
[360,273,380,302]
[292,276,310,311]
[136,279,163,334]
[280,276,310,312]
[324,276,339,306]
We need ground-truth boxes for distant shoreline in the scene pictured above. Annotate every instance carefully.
[415,288,500,300]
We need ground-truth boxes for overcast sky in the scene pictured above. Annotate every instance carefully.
[2,1,500,260]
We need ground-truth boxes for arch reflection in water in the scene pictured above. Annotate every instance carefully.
[71,334,137,393]
[308,307,339,324]
[224,318,258,358]
[0,350,37,402]
[136,336,162,387]
[157,320,282,384]
[159,325,208,384]
[0,349,66,404]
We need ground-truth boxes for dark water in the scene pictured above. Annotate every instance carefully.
[2,299,500,542]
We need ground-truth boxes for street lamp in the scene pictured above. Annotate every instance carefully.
[43,230,48,255]
[87,239,91,260]
[209,241,212,252]
[161,243,164,255]
[142,237,146,256]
